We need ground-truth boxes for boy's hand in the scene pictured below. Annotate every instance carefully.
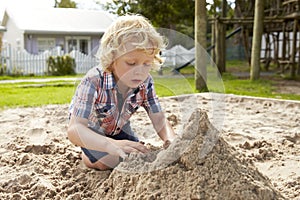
[113,139,149,158]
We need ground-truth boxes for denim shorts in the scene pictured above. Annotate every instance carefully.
[82,122,139,163]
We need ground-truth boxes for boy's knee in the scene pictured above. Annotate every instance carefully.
[81,153,111,170]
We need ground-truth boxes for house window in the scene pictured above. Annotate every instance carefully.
[68,39,77,52]
[66,37,90,55]
[37,38,56,53]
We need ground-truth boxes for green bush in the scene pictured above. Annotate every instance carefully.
[47,55,76,76]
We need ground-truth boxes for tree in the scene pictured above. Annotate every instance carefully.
[102,0,194,37]
[195,0,208,91]
[54,0,77,8]
[235,0,255,18]
[250,0,264,80]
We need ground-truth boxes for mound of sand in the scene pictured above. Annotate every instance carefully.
[96,108,283,199]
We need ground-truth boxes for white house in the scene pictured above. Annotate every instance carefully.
[1,7,114,55]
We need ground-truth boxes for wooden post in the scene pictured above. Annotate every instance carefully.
[211,20,216,62]
[297,23,300,75]
[215,18,225,74]
[274,32,279,69]
[195,0,208,91]
[214,0,227,74]
[221,0,227,72]
[242,28,251,65]
[290,19,297,77]
[250,0,264,80]
[282,22,287,73]
[264,33,270,70]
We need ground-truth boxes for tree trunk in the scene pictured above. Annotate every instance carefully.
[195,0,208,91]
[215,0,227,74]
[250,0,264,80]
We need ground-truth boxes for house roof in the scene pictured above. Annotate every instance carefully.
[5,7,114,34]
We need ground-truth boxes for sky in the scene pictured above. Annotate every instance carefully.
[0,0,106,16]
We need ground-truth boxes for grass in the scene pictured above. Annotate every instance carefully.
[222,74,300,100]
[225,60,251,72]
[0,81,76,109]
[0,61,300,110]
[154,76,195,97]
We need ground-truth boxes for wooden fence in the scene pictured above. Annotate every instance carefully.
[0,45,99,75]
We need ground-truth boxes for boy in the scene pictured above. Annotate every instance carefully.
[67,14,176,170]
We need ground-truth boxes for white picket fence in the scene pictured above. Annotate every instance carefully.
[0,45,99,75]
[0,44,195,75]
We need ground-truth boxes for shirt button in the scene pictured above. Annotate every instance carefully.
[116,127,120,131]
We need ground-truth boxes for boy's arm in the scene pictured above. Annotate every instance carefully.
[67,116,149,158]
[148,112,177,148]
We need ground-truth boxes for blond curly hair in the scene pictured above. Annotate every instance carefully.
[98,14,167,71]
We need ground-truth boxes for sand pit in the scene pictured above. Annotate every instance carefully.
[97,108,283,199]
[0,93,299,199]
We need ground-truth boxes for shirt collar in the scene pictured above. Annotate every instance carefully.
[101,70,116,90]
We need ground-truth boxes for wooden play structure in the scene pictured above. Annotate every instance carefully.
[213,0,300,77]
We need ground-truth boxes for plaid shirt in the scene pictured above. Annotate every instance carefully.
[69,66,162,136]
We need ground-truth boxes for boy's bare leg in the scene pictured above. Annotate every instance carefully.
[81,152,120,170]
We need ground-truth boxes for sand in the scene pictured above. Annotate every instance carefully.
[0,93,299,199]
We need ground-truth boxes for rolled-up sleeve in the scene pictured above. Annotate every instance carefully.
[71,77,97,119]
[142,77,162,114]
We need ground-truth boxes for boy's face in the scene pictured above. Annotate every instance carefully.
[111,49,154,90]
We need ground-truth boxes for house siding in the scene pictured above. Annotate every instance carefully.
[3,14,24,50]
[23,34,103,55]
